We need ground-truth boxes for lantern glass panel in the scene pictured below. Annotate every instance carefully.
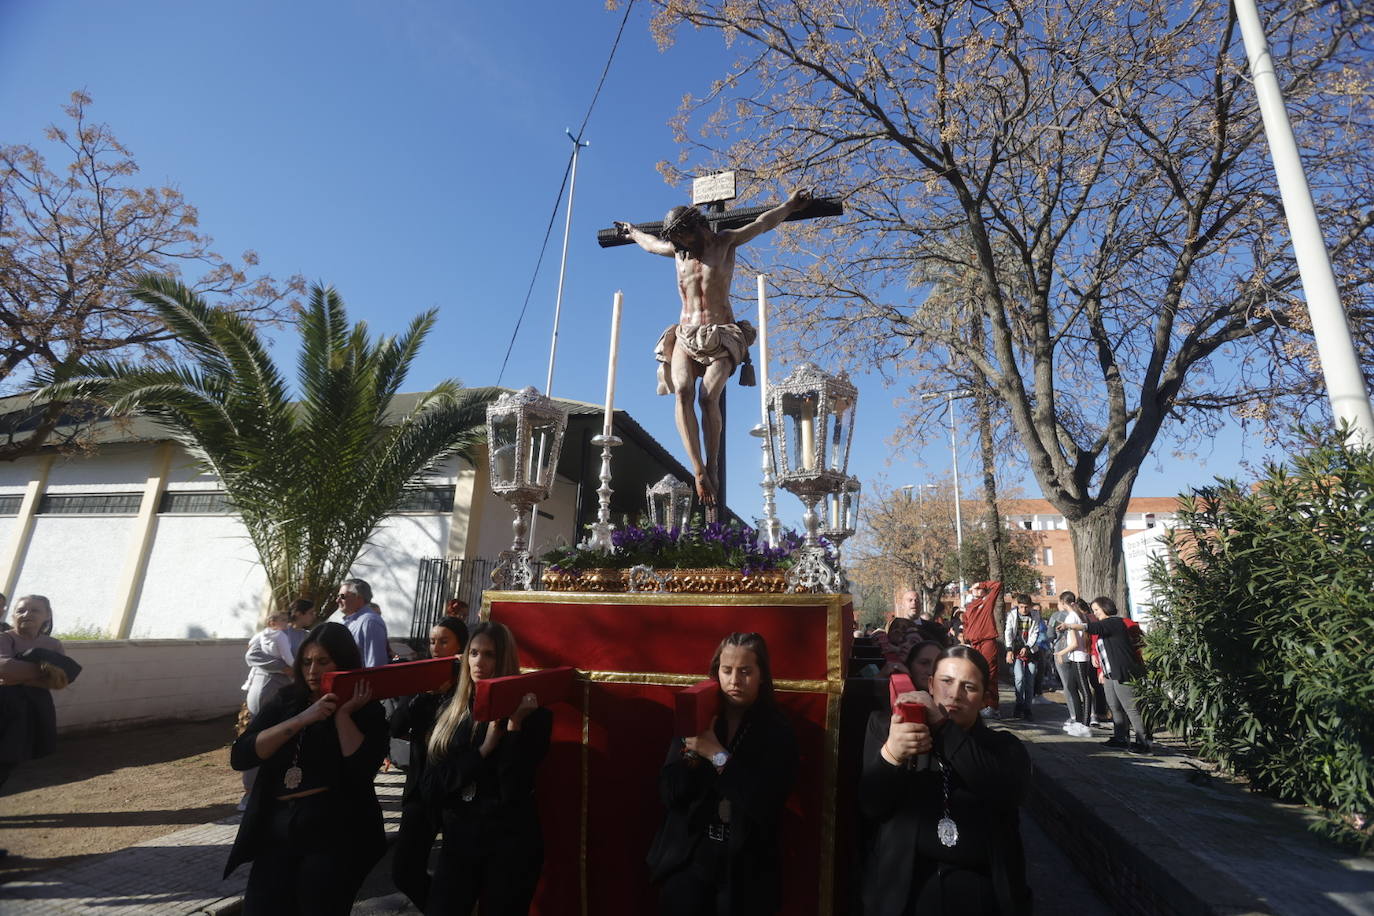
[491,415,520,486]
[829,394,855,472]
[650,490,671,527]
[782,391,819,472]
[529,418,560,489]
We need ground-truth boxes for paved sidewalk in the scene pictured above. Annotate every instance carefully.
[1007,688,1374,916]
[0,771,405,915]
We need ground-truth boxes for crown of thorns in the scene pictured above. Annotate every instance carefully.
[662,205,706,237]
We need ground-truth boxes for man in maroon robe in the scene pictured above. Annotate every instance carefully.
[961,581,1003,714]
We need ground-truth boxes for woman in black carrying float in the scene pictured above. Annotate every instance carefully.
[226,621,389,915]
[648,632,799,916]
[860,645,1032,916]
[423,620,551,916]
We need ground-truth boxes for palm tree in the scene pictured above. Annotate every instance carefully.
[49,275,495,616]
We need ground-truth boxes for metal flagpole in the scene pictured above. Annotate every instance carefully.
[546,129,591,398]
[1233,0,1374,445]
[532,130,589,556]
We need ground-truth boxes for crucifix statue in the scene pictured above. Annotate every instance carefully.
[601,176,842,518]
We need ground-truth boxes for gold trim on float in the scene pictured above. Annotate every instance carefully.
[487,589,850,609]
[517,667,834,695]
[818,691,841,916]
[580,677,591,916]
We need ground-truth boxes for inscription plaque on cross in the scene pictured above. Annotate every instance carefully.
[602,174,842,522]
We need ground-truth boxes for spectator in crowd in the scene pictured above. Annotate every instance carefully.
[860,645,1032,915]
[1,596,78,796]
[904,640,945,692]
[1059,597,1150,752]
[648,632,798,916]
[424,621,551,916]
[961,581,1003,717]
[286,597,317,646]
[443,598,469,620]
[238,606,300,809]
[1003,594,1049,720]
[877,617,919,675]
[896,589,921,621]
[389,617,467,911]
[1074,598,1108,728]
[226,621,389,913]
[337,578,389,668]
[0,591,9,632]
[1051,593,1094,738]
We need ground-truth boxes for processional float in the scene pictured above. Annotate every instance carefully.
[476,178,878,915]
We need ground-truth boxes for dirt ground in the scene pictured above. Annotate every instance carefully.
[0,715,242,884]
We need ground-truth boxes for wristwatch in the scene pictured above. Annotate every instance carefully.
[710,750,730,768]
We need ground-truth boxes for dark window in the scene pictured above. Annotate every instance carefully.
[160,491,235,514]
[38,493,144,515]
[393,486,455,513]
[0,494,23,515]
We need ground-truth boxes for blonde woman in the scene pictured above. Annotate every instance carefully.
[422,621,550,916]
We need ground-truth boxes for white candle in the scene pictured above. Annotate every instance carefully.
[800,401,816,470]
[757,274,770,423]
[603,291,623,437]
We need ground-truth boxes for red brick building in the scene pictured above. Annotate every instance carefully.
[1001,497,1181,607]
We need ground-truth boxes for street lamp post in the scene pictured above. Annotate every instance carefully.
[923,391,967,609]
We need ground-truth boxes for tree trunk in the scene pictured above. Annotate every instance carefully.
[973,378,1004,582]
[1067,500,1131,612]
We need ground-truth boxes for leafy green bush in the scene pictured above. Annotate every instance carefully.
[1137,432,1374,850]
[51,623,109,640]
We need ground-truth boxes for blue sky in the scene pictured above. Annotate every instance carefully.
[1,0,1288,524]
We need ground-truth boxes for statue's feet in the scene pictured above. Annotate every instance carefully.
[695,471,717,506]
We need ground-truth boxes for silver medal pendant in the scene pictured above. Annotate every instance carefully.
[283,766,303,790]
[937,816,959,847]
[461,783,476,802]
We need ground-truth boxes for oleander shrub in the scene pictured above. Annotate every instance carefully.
[1137,431,1374,850]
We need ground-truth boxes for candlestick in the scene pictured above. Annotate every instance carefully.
[603,291,623,437]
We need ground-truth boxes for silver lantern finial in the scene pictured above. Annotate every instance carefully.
[646,474,694,530]
[486,386,568,590]
[766,362,858,592]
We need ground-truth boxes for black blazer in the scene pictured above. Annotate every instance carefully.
[224,687,390,878]
[422,706,552,842]
[646,702,798,915]
[859,712,1032,916]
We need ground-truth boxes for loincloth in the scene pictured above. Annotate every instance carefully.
[654,319,757,395]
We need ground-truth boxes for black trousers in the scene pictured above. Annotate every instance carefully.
[908,860,999,916]
[242,795,380,916]
[426,814,543,916]
[391,798,439,910]
[659,837,729,916]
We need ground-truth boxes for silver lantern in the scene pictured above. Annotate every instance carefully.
[486,386,568,590]
[766,362,858,592]
[646,474,694,530]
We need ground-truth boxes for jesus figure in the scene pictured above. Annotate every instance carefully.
[615,187,810,506]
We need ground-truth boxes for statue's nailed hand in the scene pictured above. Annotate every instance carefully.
[788,187,813,209]
[613,220,632,237]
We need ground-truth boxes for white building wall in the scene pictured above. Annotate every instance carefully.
[51,638,247,731]
[0,455,35,492]
[473,475,580,564]
[45,441,156,491]
[349,511,452,636]
[134,513,268,639]
[15,515,138,635]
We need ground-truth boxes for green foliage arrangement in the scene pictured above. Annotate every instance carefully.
[1137,431,1374,850]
